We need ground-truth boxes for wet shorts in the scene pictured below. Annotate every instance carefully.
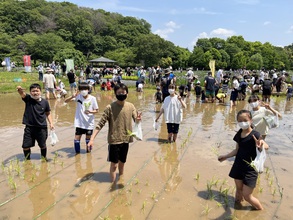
[22,126,48,148]
[45,88,55,93]
[166,123,179,134]
[75,127,93,136]
[70,82,77,88]
[108,143,129,163]
[205,90,215,98]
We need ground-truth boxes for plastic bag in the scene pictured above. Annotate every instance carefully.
[263,114,279,129]
[252,147,266,173]
[131,122,143,141]
[153,120,159,130]
[50,130,59,146]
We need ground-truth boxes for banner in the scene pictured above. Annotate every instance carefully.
[65,59,74,73]
[209,60,215,77]
[5,57,11,71]
[23,55,31,72]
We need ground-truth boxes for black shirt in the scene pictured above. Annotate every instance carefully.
[205,76,216,91]
[22,94,50,127]
[67,72,76,84]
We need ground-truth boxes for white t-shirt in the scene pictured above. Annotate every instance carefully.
[43,74,56,89]
[232,79,239,89]
[162,95,183,124]
[251,106,274,135]
[74,94,99,130]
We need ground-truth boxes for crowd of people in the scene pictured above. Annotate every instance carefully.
[16,64,292,212]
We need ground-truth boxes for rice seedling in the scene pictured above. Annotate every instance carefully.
[268,178,273,187]
[134,178,139,185]
[31,174,36,182]
[141,200,147,213]
[216,201,223,208]
[125,200,132,206]
[137,189,142,194]
[258,186,263,193]
[194,173,200,182]
[151,192,157,200]
[201,204,212,216]
[265,167,269,174]
[206,182,214,198]
[1,161,5,172]
[226,215,239,220]
[145,180,149,186]
[114,215,123,220]
[221,179,228,186]
[60,161,64,167]
[127,187,132,193]
[99,216,111,220]
[211,147,219,156]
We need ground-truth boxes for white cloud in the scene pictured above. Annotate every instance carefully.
[263,21,271,26]
[190,28,236,49]
[210,28,236,37]
[235,0,260,5]
[154,21,180,39]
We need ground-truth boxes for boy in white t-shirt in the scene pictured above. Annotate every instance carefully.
[65,82,99,153]
[155,84,186,142]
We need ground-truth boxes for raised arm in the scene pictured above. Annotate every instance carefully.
[16,86,26,99]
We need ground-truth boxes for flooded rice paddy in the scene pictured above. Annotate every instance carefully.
[0,89,292,220]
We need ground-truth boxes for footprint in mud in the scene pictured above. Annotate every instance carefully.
[74,172,95,187]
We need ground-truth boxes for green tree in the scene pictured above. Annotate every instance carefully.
[54,48,86,67]
[231,52,247,69]
[33,33,74,62]
[195,38,212,52]
[104,48,136,67]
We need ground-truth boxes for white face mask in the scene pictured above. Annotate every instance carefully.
[238,121,250,130]
[80,90,88,97]
[30,94,41,101]
[250,101,259,108]
[168,89,175,95]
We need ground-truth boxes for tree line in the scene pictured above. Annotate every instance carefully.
[0,0,292,70]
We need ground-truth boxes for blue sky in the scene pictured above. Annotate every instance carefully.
[47,0,293,50]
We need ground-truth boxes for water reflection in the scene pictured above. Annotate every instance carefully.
[70,154,99,216]
[154,143,182,192]
[24,162,55,219]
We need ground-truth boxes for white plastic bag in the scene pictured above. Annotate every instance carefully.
[252,147,266,173]
[153,120,159,130]
[132,122,143,141]
[263,114,279,129]
[50,130,59,146]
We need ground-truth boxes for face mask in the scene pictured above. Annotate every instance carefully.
[116,94,127,101]
[249,101,259,108]
[168,89,175,95]
[238,122,250,130]
[30,94,41,101]
[80,90,88,97]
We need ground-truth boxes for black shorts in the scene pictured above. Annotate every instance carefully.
[262,88,271,96]
[22,126,48,148]
[108,143,129,163]
[75,127,93,136]
[229,163,258,188]
[166,123,179,134]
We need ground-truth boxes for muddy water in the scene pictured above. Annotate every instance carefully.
[0,90,293,220]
